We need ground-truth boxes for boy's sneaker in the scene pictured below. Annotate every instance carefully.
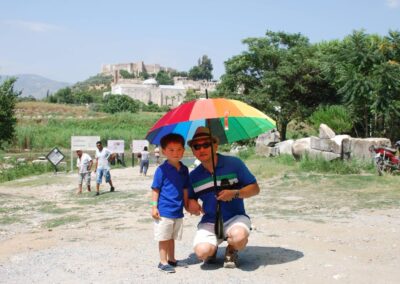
[110,186,115,192]
[223,246,238,268]
[168,260,188,267]
[158,263,175,273]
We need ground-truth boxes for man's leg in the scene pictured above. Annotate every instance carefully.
[193,223,219,262]
[223,216,251,268]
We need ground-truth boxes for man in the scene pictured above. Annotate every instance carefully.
[187,127,260,268]
[94,141,115,196]
[76,149,93,194]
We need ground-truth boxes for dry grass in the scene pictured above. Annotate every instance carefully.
[15,101,105,119]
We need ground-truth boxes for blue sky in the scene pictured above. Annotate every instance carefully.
[0,0,399,83]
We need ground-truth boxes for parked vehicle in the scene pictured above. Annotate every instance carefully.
[369,141,400,175]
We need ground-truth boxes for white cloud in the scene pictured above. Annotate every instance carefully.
[3,20,62,32]
[386,0,400,8]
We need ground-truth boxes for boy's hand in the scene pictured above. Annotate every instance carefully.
[151,207,160,219]
[186,199,202,216]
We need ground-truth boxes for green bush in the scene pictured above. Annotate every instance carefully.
[309,105,353,134]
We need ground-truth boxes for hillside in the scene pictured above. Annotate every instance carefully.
[0,74,70,99]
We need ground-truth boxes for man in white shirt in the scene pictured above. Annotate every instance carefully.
[94,141,115,196]
[76,149,93,194]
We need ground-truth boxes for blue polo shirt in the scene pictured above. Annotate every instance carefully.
[151,160,190,218]
[189,154,256,224]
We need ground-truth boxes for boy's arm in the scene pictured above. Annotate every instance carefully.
[151,189,160,219]
[183,188,189,210]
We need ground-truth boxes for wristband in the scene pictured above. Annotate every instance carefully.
[150,201,158,206]
[234,190,240,199]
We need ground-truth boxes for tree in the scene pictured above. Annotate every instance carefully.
[102,94,140,114]
[119,70,135,79]
[0,77,20,146]
[218,31,336,140]
[188,55,213,81]
[321,30,400,138]
[155,70,174,85]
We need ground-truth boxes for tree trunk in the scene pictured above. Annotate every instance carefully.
[278,120,288,141]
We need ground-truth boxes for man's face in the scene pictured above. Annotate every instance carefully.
[76,150,82,157]
[96,143,103,150]
[191,138,218,163]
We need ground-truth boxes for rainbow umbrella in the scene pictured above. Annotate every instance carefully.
[146,98,276,145]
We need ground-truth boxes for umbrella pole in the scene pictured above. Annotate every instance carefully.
[206,90,224,240]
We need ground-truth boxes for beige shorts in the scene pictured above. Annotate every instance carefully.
[78,172,91,185]
[154,217,183,241]
[193,215,251,248]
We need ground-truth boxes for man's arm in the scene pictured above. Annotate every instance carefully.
[217,182,260,202]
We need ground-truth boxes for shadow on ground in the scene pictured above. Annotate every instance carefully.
[194,246,303,271]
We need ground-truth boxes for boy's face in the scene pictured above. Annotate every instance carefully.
[162,142,185,163]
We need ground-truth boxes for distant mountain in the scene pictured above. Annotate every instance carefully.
[0,74,71,99]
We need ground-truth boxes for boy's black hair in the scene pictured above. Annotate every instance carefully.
[160,133,185,149]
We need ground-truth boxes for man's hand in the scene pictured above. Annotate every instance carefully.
[217,190,236,202]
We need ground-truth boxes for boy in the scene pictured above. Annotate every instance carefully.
[150,133,190,273]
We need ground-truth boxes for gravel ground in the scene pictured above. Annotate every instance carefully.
[0,166,399,283]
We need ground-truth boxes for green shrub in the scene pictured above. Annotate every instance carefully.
[299,155,375,174]
[309,105,353,134]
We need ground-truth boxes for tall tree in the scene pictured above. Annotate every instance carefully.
[322,30,400,138]
[0,77,20,146]
[218,31,335,140]
[188,55,213,81]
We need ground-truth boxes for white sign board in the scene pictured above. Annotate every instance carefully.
[71,136,100,151]
[46,147,65,166]
[108,140,125,154]
[131,140,149,153]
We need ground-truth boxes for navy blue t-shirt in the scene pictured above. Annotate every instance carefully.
[189,154,256,223]
[151,160,190,218]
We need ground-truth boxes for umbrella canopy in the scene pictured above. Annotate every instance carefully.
[146,98,276,145]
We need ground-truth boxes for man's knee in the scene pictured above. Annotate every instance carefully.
[227,226,249,250]
[194,243,217,260]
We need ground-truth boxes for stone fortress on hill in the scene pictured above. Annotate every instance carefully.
[101,61,218,108]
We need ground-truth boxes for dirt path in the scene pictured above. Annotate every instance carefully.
[0,166,399,283]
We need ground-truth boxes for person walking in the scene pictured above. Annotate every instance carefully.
[154,145,161,165]
[186,126,260,268]
[94,141,115,196]
[76,149,93,194]
[140,146,150,176]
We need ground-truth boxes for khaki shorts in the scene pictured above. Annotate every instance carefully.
[154,217,183,241]
[193,215,251,248]
[78,172,91,185]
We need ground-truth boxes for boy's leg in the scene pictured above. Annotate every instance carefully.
[159,240,169,265]
[167,239,175,262]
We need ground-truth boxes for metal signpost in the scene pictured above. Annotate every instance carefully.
[70,136,100,172]
[46,147,65,174]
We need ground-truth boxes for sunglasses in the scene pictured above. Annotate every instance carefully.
[192,142,212,150]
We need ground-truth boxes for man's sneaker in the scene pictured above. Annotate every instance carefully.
[168,260,188,267]
[204,248,218,264]
[95,192,100,196]
[110,186,115,192]
[223,246,238,268]
[158,263,175,273]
